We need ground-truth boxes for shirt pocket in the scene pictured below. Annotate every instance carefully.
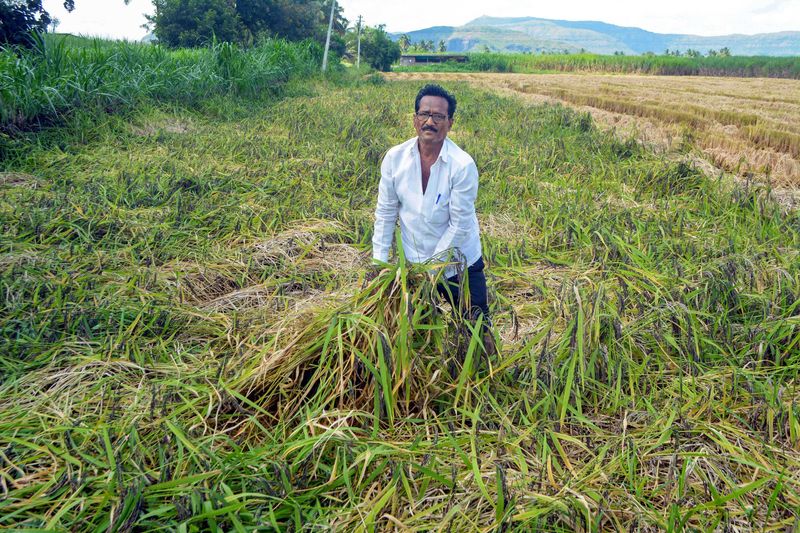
[426,196,450,224]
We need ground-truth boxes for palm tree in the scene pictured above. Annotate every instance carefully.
[438,39,446,53]
[398,34,410,52]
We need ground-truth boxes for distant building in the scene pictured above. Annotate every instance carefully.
[399,54,468,66]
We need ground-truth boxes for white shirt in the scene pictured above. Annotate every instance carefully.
[372,136,482,275]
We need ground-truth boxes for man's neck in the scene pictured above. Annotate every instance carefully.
[418,138,444,160]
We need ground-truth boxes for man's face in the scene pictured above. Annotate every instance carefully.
[414,95,453,145]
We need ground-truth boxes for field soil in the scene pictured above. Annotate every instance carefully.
[387,72,800,203]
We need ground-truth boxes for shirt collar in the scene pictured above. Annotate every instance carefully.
[411,137,450,163]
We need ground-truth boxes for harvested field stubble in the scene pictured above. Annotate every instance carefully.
[1,80,799,530]
[388,72,800,191]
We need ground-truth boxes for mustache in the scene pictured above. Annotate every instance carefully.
[422,125,437,132]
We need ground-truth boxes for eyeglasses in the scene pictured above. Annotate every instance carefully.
[415,111,449,123]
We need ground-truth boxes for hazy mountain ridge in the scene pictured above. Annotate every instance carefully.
[392,16,800,56]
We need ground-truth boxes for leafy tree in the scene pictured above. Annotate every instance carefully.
[236,0,316,41]
[719,47,731,57]
[148,0,241,48]
[686,48,701,57]
[437,39,446,53]
[236,0,345,45]
[1,0,51,46]
[231,0,346,54]
[147,0,347,53]
[356,24,399,71]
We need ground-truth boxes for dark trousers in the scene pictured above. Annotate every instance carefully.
[436,256,490,319]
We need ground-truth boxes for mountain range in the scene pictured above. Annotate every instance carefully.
[391,16,800,56]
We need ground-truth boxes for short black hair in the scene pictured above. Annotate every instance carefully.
[414,84,457,118]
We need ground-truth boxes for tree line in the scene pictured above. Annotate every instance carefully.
[1,0,400,71]
[397,35,447,53]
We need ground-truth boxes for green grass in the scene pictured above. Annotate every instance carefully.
[394,52,800,78]
[0,34,323,136]
[0,77,799,530]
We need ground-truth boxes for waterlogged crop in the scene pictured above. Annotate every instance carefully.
[0,78,798,530]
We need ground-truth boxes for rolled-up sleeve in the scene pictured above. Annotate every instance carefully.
[372,154,399,262]
[433,161,478,258]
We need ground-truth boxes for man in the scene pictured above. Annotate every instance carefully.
[372,84,491,333]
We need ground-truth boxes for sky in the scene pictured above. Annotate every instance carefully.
[42,0,800,41]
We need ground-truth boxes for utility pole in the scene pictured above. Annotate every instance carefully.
[322,0,336,72]
[356,15,363,69]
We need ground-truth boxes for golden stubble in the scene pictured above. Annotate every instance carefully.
[387,72,800,192]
